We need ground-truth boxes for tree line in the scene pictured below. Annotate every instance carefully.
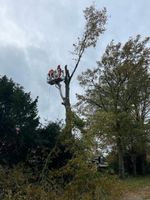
[76,35,150,178]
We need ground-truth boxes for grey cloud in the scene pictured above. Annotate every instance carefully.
[0,0,150,123]
[0,42,65,122]
[0,45,31,86]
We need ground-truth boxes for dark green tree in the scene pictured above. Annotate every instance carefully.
[26,121,62,181]
[0,75,39,165]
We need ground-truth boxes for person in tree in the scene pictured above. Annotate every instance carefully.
[47,65,64,85]
[47,69,54,83]
[57,65,61,78]
[49,69,54,79]
[57,65,64,80]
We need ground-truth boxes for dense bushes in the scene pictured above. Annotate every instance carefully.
[0,164,124,200]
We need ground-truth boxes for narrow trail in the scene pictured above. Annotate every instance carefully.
[123,186,150,200]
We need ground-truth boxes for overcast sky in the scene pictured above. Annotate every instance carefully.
[0,0,150,123]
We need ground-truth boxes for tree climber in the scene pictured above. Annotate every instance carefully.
[47,65,64,85]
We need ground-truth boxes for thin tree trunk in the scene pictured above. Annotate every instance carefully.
[116,119,125,179]
[118,142,125,179]
[141,153,146,175]
[131,154,137,176]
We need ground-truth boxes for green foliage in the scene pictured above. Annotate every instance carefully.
[0,165,124,200]
[0,165,56,200]
[73,5,107,55]
[77,35,150,177]
[0,75,39,165]
[26,121,61,179]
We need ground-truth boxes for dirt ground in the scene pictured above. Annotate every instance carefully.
[123,186,150,200]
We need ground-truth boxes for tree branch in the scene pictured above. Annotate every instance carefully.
[69,34,88,82]
[55,83,65,105]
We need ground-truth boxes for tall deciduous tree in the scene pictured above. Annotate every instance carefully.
[77,35,150,178]
[54,5,107,135]
[42,5,107,181]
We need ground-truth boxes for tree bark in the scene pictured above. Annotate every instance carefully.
[131,154,137,176]
[116,120,125,179]
[141,153,146,175]
[64,65,72,136]
[117,139,125,179]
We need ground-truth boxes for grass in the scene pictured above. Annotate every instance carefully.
[123,176,150,189]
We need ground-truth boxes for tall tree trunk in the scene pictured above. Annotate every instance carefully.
[65,81,72,135]
[131,154,137,176]
[117,139,125,179]
[116,119,125,179]
[141,153,146,175]
[64,65,72,136]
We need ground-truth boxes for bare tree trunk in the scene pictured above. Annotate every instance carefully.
[131,154,137,176]
[141,153,146,175]
[64,65,72,136]
[116,120,125,179]
[56,66,73,136]
[65,81,72,135]
[117,139,125,179]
